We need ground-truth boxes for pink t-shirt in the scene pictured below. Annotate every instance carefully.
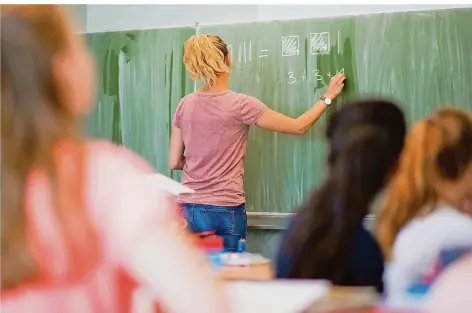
[1,141,176,313]
[172,91,266,206]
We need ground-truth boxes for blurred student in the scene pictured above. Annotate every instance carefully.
[1,5,229,313]
[169,34,345,251]
[375,108,472,306]
[276,99,407,293]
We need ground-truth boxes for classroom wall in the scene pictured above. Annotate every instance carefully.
[85,4,471,32]
[65,4,87,32]
[86,5,258,32]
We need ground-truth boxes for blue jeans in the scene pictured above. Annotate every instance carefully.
[182,203,247,252]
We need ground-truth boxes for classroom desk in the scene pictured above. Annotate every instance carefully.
[227,282,423,313]
[135,279,422,313]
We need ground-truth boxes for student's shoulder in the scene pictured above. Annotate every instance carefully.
[84,139,173,202]
[353,227,383,256]
[85,140,154,174]
[356,227,378,244]
[393,208,472,260]
[399,207,472,239]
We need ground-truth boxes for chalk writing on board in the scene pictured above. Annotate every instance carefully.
[249,41,252,62]
[288,68,345,84]
[238,44,242,63]
[243,42,247,63]
[281,35,300,57]
[229,31,343,62]
[259,49,269,58]
[312,69,323,81]
[233,41,252,63]
[310,32,330,55]
[287,72,297,84]
[337,30,341,54]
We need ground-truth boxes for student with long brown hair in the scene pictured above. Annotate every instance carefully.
[276,99,407,292]
[375,108,472,306]
[1,5,229,313]
[169,34,346,251]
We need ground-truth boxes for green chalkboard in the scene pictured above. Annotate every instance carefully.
[84,9,472,215]
[85,27,194,178]
[198,8,472,213]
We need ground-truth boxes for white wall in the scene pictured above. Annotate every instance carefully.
[86,5,258,33]
[85,4,471,33]
[256,4,471,21]
[65,4,87,32]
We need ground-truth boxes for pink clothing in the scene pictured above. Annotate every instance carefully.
[1,141,176,313]
[173,91,266,206]
[427,253,472,313]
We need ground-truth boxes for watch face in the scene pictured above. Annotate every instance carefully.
[325,97,332,105]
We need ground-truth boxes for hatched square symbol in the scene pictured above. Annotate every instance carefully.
[310,32,330,55]
[281,35,300,57]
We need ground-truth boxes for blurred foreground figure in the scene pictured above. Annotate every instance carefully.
[1,5,229,313]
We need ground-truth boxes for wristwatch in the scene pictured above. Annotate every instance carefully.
[321,96,332,106]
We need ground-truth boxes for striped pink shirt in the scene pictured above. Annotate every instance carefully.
[173,91,266,206]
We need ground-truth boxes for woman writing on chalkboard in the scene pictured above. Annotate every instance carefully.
[275,99,406,293]
[169,34,346,251]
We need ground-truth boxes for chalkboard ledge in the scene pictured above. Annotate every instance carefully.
[247,212,375,231]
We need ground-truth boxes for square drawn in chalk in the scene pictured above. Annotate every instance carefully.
[310,32,330,55]
[281,35,300,57]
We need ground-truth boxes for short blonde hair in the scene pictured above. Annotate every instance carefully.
[183,34,230,89]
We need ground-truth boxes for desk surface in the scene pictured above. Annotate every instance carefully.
[218,265,422,313]
[218,263,274,281]
[226,280,331,313]
[225,282,422,313]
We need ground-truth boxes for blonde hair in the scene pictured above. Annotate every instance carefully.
[374,108,472,260]
[183,34,230,89]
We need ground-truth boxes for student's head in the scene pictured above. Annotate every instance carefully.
[183,34,230,89]
[375,107,472,259]
[284,99,406,282]
[1,5,97,289]
[2,5,95,117]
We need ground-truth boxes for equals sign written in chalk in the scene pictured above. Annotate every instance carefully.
[259,49,269,58]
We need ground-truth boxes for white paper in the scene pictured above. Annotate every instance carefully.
[143,173,195,196]
[219,253,270,266]
[226,280,331,313]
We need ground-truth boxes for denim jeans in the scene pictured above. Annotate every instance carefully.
[182,203,247,252]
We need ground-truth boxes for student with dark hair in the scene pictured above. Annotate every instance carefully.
[275,99,407,293]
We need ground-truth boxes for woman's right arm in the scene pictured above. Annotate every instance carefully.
[256,73,345,135]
